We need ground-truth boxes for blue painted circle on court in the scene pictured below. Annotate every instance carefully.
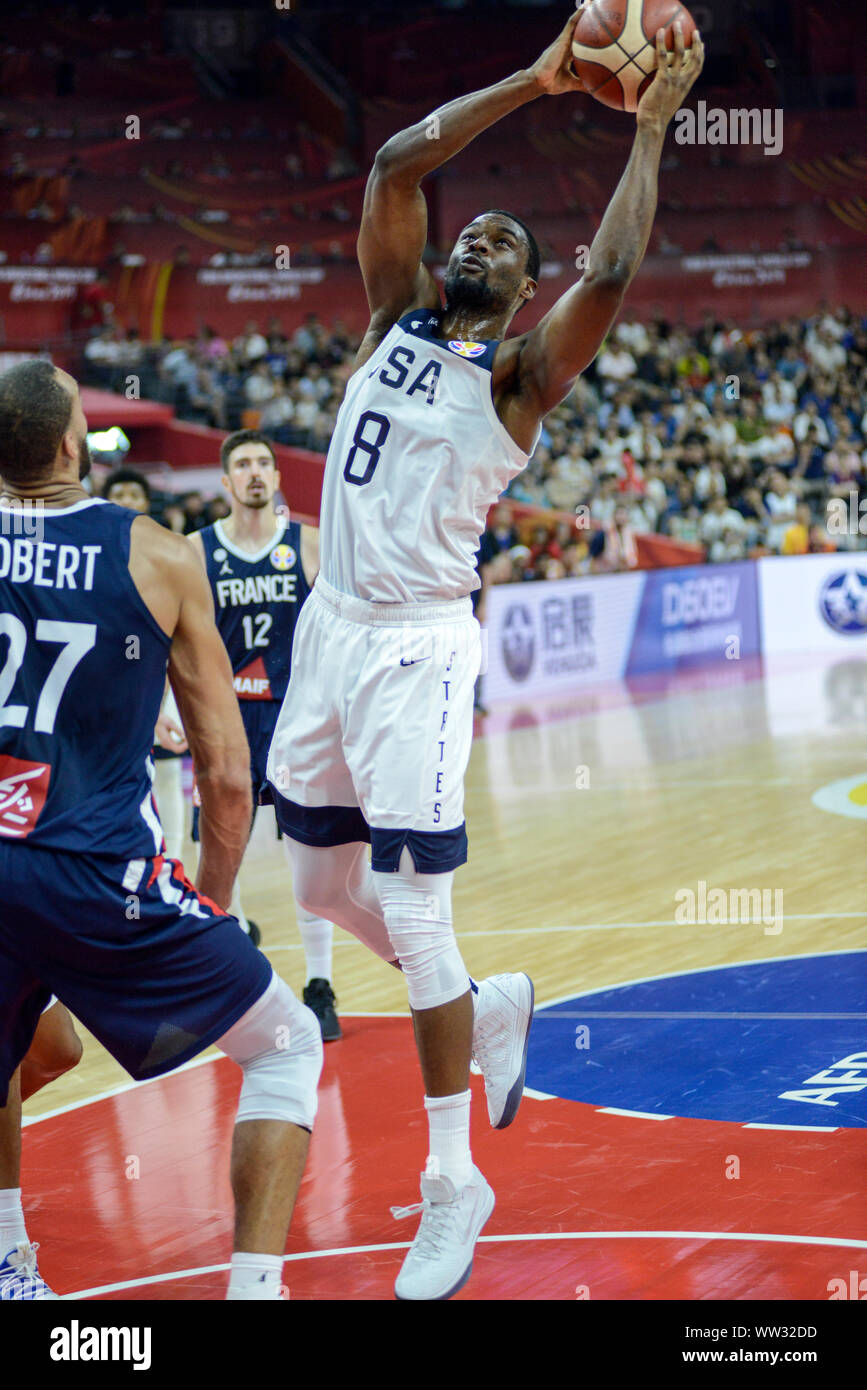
[526,952,867,1127]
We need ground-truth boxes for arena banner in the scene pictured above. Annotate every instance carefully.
[0,266,97,347]
[625,560,761,675]
[152,265,346,340]
[482,572,644,705]
[759,553,867,655]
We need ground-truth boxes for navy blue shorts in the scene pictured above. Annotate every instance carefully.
[192,701,279,843]
[0,842,273,1106]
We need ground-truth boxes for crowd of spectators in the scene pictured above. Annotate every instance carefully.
[80,302,867,580]
[82,313,356,454]
[496,302,867,576]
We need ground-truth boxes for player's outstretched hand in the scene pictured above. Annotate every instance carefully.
[529,5,587,96]
[636,22,704,129]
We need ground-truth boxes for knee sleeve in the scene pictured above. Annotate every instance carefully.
[372,850,469,1010]
[216,973,323,1131]
[285,839,396,964]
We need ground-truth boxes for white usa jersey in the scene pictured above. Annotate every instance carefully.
[320,308,539,603]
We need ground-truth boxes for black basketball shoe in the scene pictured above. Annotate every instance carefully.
[244,919,262,948]
[303,978,342,1042]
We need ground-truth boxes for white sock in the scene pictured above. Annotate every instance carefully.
[298,909,333,984]
[226,1252,284,1300]
[424,1090,473,1189]
[0,1188,27,1257]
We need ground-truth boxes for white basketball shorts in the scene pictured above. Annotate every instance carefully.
[266,575,481,873]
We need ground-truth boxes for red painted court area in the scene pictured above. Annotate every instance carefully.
[23,1018,866,1301]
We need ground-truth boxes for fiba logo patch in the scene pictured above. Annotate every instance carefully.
[447,341,486,359]
[501,604,535,682]
[270,544,296,572]
[818,570,867,635]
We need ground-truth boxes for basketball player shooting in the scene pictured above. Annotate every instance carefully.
[266,10,703,1300]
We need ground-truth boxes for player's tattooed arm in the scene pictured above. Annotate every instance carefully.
[512,23,704,420]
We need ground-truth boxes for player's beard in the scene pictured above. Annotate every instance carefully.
[77,433,92,481]
[234,482,272,511]
[443,264,502,314]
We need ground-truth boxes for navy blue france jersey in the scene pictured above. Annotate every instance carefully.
[0,498,169,855]
[201,518,310,702]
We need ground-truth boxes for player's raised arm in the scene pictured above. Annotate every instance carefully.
[356,10,584,353]
[517,24,704,416]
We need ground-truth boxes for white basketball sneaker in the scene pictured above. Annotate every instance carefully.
[392,1165,495,1301]
[472,972,535,1129]
[0,1242,59,1300]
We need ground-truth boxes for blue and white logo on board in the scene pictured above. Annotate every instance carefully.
[270,544,296,572]
[818,570,867,635]
[501,603,535,681]
[447,340,486,358]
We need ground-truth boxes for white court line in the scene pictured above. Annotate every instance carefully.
[491,780,805,796]
[267,941,364,952]
[22,1050,222,1127]
[453,914,866,936]
[19,1014,421,1125]
[534,949,866,1013]
[598,1107,673,1120]
[64,1228,867,1300]
[744,1123,839,1132]
[523,1086,555,1101]
[269,914,865,946]
[536,1011,867,1021]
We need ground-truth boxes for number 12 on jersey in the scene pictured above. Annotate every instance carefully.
[343,411,391,487]
[242,612,272,649]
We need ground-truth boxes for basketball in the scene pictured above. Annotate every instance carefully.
[571,0,698,112]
